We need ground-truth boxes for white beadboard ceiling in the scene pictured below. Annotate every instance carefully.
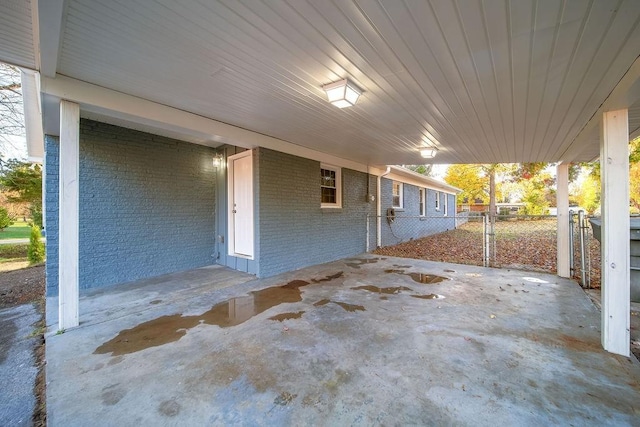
[0,0,36,69]
[3,0,640,165]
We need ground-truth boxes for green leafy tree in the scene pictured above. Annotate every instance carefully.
[0,159,42,227]
[27,225,45,264]
[0,206,13,230]
[403,164,433,176]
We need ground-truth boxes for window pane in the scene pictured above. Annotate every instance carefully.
[393,195,400,207]
[322,187,336,203]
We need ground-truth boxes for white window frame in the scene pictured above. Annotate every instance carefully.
[434,190,440,211]
[320,163,342,208]
[392,181,403,209]
[443,193,448,216]
[419,188,426,216]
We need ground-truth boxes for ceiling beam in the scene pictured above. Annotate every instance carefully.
[38,0,66,77]
[40,75,381,174]
[561,55,640,162]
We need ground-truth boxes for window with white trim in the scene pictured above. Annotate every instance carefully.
[434,191,440,211]
[320,164,342,208]
[443,193,448,216]
[392,181,403,208]
[419,188,426,216]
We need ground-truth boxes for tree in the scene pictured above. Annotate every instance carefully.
[27,225,45,264]
[0,206,13,230]
[402,164,432,176]
[0,159,42,227]
[0,63,24,156]
[444,164,487,204]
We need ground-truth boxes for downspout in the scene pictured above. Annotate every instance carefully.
[377,166,392,248]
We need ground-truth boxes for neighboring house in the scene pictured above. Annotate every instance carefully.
[44,120,458,296]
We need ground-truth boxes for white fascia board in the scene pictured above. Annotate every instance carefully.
[40,75,371,173]
[384,166,461,194]
[20,69,44,161]
[562,55,640,162]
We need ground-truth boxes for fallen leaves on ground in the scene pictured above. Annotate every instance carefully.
[374,220,601,288]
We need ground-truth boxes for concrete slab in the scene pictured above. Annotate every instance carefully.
[0,304,40,426]
[46,258,640,426]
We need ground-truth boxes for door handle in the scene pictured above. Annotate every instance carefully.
[232,210,237,213]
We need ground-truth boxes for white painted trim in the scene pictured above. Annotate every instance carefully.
[58,100,80,330]
[385,169,459,195]
[227,150,254,260]
[40,75,374,173]
[391,181,403,209]
[600,109,630,356]
[37,0,66,77]
[556,163,570,278]
[419,188,426,217]
[20,69,44,161]
[443,192,448,217]
[320,164,342,208]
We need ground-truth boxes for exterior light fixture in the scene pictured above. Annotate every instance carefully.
[322,78,362,108]
[212,153,224,168]
[420,147,438,159]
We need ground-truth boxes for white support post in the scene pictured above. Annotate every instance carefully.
[601,109,630,356]
[556,163,570,278]
[58,100,80,330]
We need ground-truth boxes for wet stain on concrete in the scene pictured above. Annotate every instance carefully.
[384,268,448,284]
[101,384,126,406]
[380,296,388,300]
[393,264,412,268]
[95,274,344,356]
[444,269,456,273]
[107,355,124,366]
[158,399,181,417]
[345,258,380,269]
[149,300,162,305]
[411,294,445,300]
[274,391,297,406]
[268,311,305,322]
[351,285,413,295]
[311,271,344,283]
[313,299,365,312]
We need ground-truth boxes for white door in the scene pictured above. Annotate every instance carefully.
[228,151,254,258]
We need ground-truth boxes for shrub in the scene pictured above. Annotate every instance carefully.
[29,203,42,228]
[0,206,14,230]
[27,225,45,264]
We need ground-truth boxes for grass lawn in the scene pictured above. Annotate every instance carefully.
[0,220,32,240]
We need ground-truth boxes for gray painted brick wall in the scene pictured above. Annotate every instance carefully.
[45,120,216,296]
[256,148,377,277]
[380,177,456,246]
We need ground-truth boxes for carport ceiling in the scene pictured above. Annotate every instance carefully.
[4,0,640,165]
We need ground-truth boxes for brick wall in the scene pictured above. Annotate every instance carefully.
[45,120,216,296]
[256,148,376,277]
[380,177,456,246]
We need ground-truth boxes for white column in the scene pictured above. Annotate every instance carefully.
[601,109,630,356]
[556,163,570,278]
[58,100,80,330]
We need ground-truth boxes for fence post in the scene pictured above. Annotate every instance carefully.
[578,210,587,287]
[569,210,575,276]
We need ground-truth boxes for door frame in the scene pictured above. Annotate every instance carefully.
[227,150,254,259]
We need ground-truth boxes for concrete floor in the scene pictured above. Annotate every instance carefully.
[45,257,640,426]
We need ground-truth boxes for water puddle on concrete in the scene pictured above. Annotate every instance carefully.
[344,258,381,269]
[268,311,305,322]
[95,273,343,356]
[384,269,448,284]
[313,299,365,312]
[351,285,413,295]
[411,294,445,300]
[352,284,445,301]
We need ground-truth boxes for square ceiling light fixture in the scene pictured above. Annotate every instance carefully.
[420,147,438,159]
[322,78,362,108]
